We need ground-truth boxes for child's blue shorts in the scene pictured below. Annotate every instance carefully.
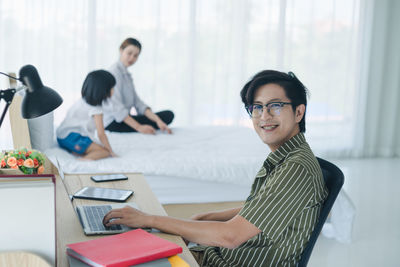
[57,132,93,155]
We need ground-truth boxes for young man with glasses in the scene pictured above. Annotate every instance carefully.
[103,70,328,266]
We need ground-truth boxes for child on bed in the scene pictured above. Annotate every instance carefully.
[56,70,117,160]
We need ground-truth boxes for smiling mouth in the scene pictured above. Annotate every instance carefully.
[261,125,278,130]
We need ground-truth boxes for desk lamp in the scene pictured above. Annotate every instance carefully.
[0,65,63,128]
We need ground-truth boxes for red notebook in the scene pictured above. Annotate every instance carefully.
[66,229,182,267]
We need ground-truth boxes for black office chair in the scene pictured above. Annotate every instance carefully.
[297,157,345,267]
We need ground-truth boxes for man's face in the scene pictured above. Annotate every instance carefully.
[251,83,305,152]
[120,45,140,67]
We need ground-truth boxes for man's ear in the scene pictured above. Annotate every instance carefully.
[295,104,306,123]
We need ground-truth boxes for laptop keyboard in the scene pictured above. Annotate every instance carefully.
[83,205,122,231]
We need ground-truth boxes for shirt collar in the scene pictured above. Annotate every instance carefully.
[117,60,130,75]
[266,132,306,167]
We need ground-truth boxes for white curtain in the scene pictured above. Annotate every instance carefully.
[1,0,398,157]
[352,0,400,157]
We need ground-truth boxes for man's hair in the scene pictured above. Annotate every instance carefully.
[81,70,116,106]
[120,37,142,51]
[240,70,308,133]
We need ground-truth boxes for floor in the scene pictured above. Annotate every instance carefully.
[307,158,400,267]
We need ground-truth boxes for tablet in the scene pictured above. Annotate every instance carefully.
[73,187,133,202]
[90,174,128,183]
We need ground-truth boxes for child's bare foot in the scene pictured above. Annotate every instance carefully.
[78,157,93,161]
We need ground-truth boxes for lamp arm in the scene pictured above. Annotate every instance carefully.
[0,72,24,128]
[0,71,21,82]
[0,86,26,128]
[0,88,16,128]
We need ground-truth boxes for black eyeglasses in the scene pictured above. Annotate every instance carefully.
[246,102,291,118]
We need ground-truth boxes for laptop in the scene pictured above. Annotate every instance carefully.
[76,202,139,235]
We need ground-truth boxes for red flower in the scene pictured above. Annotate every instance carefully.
[33,158,39,167]
[25,153,30,158]
[17,159,24,166]
[1,159,5,168]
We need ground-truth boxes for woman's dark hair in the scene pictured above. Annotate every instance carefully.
[240,70,308,133]
[81,70,116,106]
[120,37,142,51]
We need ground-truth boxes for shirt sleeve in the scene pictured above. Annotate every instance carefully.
[88,104,103,117]
[239,161,314,242]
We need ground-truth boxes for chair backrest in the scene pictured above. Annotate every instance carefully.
[297,157,344,267]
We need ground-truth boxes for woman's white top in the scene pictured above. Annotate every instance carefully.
[103,61,149,127]
[56,98,103,140]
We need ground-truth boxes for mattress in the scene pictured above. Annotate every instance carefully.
[45,126,268,186]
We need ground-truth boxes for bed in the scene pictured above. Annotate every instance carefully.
[45,126,266,205]
[8,95,257,210]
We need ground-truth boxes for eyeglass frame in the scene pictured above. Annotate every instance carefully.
[245,101,292,118]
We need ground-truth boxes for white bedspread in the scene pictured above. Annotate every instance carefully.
[45,126,268,185]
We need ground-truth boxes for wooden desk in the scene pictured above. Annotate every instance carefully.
[56,173,198,267]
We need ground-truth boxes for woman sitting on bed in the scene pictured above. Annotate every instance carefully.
[103,37,174,134]
[56,70,117,160]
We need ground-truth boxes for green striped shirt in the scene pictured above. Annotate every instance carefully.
[202,133,328,267]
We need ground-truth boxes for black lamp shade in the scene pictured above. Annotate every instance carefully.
[19,65,63,119]
[21,85,63,119]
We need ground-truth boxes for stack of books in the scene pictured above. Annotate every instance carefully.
[66,229,189,267]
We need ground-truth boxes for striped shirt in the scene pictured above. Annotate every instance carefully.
[202,133,328,267]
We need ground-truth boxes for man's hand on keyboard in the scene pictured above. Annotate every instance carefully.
[103,205,150,228]
[105,218,123,230]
